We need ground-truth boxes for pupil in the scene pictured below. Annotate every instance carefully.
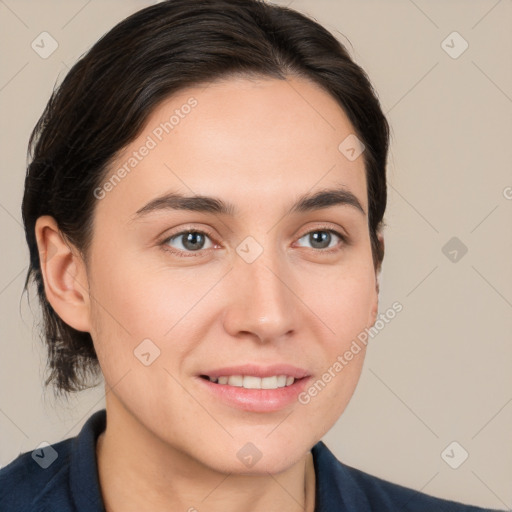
[184,232,204,250]
[311,231,330,249]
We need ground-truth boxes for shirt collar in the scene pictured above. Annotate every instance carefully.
[69,408,107,512]
[312,440,370,511]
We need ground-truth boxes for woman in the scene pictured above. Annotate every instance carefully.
[0,1,503,510]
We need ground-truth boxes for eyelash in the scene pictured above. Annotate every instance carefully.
[160,225,348,258]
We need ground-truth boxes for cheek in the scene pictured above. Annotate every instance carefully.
[294,260,375,419]
[304,259,377,344]
[85,246,163,382]
[87,244,187,337]
[86,248,217,378]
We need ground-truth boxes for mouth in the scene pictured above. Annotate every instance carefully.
[199,374,301,389]
[196,364,311,412]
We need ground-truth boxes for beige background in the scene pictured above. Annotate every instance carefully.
[0,0,511,509]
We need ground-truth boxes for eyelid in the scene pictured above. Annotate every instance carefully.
[298,223,348,242]
[161,223,218,241]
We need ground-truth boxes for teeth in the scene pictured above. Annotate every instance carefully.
[208,374,296,390]
[262,376,278,389]
[277,375,287,387]
[242,375,261,389]
[228,375,244,387]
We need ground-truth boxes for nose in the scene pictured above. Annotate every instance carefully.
[221,247,300,344]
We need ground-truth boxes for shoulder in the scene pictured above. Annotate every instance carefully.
[0,409,106,512]
[311,440,503,512]
[0,437,73,512]
[340,462,497,511]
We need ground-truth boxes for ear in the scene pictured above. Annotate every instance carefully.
[369,231,384,326]
[375,231,384,295]
[35,215,91,332]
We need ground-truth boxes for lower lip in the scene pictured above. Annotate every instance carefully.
[197,376,311,413]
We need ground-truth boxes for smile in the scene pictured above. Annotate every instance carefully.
[201,374,296,389]
[197,364,311,412]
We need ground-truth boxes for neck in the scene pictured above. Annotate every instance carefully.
[96,396,316,512]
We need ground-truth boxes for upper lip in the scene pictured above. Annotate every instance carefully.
[199,364,310,380]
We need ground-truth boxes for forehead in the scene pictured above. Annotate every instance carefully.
[96,75,368,218]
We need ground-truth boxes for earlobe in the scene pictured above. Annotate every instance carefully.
[35,215,91,332]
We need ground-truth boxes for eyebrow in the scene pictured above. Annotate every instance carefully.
[132,186,366,220]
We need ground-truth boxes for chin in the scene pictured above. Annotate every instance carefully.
[194,432,316,476]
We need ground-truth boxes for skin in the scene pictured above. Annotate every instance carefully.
[36,75,381,512]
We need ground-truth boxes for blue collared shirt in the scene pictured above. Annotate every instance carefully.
[0,409,503,511]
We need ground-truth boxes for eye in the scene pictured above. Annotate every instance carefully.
[163,230,216,256]
[295,228,346,251]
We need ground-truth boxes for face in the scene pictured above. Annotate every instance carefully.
[80,76,378,473]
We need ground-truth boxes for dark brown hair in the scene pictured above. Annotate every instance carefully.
[22,0,390,394]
